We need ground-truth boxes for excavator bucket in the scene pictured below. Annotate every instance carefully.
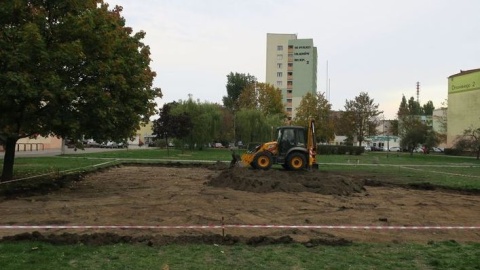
[230,151,241,167]
[230,150,252,168]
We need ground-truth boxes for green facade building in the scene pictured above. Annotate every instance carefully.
[447,68,480,146]
[266,33,318,121]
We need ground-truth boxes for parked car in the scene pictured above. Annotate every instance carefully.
[85,140,101,148]
[364,146,371,151]
[413,147,424,153]
[100,141,127,148]
[237,141,244,148]
[389,146,401,152]
[431,147,443,153]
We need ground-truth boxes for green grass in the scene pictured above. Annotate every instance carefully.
[1,241,479,270]
[62,147,238,161]
[2,149,480,190]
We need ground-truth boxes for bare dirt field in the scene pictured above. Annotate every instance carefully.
[1,164,480,245]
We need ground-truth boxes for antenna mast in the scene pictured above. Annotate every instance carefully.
[416,82,420,104]
[326,61,329,101]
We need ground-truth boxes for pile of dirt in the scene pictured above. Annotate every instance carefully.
[1,231,351,247]
[206,167,365,196]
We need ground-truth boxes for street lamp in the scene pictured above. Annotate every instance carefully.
[383,115,390,156]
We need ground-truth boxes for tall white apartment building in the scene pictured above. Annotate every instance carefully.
[266,33,318,121]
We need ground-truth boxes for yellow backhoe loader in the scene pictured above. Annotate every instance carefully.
[232,119,318,170]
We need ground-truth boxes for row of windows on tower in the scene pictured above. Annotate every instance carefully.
[276,81,294,87]
[277,63,294,69]
[276,54,295,61]
[276,71,293,77]
[277,45,294,51]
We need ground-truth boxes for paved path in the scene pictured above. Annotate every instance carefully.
[3,146,144,158]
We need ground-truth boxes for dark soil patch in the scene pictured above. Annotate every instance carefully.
[1,231,351,247]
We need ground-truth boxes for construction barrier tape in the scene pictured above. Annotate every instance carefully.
[0,225,479,230]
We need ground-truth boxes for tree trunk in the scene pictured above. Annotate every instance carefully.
[1,137,18,181]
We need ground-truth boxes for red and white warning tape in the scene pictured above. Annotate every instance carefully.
[0,224,479,230]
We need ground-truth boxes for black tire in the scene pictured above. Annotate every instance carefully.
[286,152,306,171]
[253,151,273,170]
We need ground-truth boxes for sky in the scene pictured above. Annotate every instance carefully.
[105,0,480,119]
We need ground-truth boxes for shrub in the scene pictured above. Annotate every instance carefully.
[318,145,364,155]
[444,148,462,156]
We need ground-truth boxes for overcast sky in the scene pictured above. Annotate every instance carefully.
[105,0,479,119]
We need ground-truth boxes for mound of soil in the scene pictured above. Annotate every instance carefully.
[207,167,365,196]
[2,231,350,247]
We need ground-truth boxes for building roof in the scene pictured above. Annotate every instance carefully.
[448,68,480,78]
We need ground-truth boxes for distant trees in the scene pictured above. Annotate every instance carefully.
[293,92,334,143]
[238,83,285,117]
[397,95,440,154]
[423,101,435,115]
[171,96,223,150]
[235,110,281,143]
[235,82,285,144]
[0,2,160,181]
[153,102,192,147]
[222,72,256,111]
[222,72,286,145]
[341,92,382,146]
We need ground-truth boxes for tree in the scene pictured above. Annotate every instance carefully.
[397,96,440,154]
[407,97,423,115]
[235,109,272,144]
[222,72,256,111]
[238,82,286,117]
[423,101,435,115]
[454,127,480,160]
[153,102,192,147]
[0,1,161,181]
[173,96,223,150]
[400,119,428,154]
[397,95,409,116]
[342,92,382,146]
[293,92,334,143]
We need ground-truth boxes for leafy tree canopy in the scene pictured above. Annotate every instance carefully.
[0,1,161,180]
[342,92,382,146]
[238,82,286,117]
[172,96,223,150]
[397,95,435,117]
[293,92,334,143]
[153,102,192,143]
[222,72,256,111]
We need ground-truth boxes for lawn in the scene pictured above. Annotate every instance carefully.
[2,148,480,190]
[1,241,479,270]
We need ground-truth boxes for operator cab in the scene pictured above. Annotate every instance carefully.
[277,126,306,155]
